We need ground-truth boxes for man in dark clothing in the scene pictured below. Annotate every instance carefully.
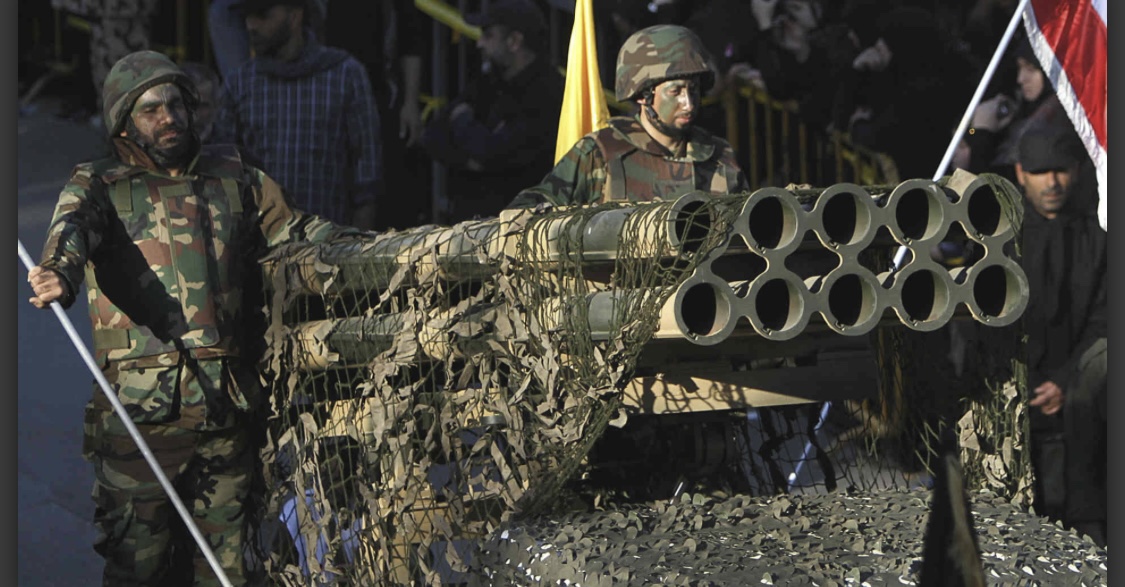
[324,0,429,230]
[1016,121,1107,547]
[216,0,384,230]
[421,0,565,223]
[839,6,978,180]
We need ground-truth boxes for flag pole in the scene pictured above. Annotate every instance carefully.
[17,239,234,587]
[891,0,1031,270]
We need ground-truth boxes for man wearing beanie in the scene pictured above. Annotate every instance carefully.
[1015,121,1107,547]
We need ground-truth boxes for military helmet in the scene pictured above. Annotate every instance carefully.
[615,25,714,102]
[102,50,199,137]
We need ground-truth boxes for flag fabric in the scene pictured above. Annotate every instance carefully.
[555,0,610,164]
[1023,0,1108,230]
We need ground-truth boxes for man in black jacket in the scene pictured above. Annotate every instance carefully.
[1016,121,1107,547]
[422,0,565,223]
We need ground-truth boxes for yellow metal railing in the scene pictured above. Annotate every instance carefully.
[723,83,898,188]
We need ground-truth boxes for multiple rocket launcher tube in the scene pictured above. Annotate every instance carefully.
[264,175,1029,368]
[647,175,1028,344]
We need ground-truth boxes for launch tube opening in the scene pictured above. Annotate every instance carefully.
[827,273,878,327]
[746,195,799,250]
[678,281,731,338]
[893,187,944,242]
[821,191,871,246]
[972,264,1020,319]
[965,185,1010,238]
[755,278,803,333]
[672,200,713,253]
[899,269,950,323]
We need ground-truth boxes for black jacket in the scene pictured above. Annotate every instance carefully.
[1020,200,1107,429]
[423,56,565,221]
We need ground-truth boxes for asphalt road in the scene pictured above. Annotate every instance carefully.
[17,104,107,586]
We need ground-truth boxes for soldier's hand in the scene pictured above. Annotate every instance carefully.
[27,266,67,309]
[1030,380,1065,416]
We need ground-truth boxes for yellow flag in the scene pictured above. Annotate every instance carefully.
[555,0,610,163]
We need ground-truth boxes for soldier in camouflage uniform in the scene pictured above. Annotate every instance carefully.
[26,50,358,586]
[508,24,748,208]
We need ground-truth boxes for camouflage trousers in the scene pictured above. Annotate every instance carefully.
[83,406,252,587]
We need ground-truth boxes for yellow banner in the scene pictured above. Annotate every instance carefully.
[554,0,610,163]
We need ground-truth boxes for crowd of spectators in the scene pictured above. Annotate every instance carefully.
[593,0,1057,187]
[24,0,1096,219]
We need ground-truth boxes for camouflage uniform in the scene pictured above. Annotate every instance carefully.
[39,51,351,587]
[508,115,747,207]
[508,25,747,208]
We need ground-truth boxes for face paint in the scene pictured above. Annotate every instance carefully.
[123,83,197,168]
[642,77,701,142]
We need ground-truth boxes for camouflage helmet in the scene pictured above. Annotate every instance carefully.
[615,25,714,102]
[102,50,199,137]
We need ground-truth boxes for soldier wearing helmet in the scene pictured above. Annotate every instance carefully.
[27,50,360,586]
[508,24,748,208]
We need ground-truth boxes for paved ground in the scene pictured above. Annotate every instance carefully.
[18,98,108,586]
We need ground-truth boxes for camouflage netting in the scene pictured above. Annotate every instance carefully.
[474,489,1107,585]
[250,175,1034,585]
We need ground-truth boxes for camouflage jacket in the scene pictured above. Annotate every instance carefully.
[507,115,748,208]
[40,139,347,424]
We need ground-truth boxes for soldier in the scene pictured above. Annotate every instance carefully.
[507,24,749,208]
[25,50,359,586]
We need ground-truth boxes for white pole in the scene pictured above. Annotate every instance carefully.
[891,0,1032,270]
[18,239,234,587]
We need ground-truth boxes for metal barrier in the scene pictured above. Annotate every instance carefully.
[719,83,899,188]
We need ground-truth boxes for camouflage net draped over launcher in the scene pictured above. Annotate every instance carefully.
[256,172,1031,585]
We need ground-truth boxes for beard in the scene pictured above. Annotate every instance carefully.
[643,103,693,141]
[250,27,291,59]
[124,117,199,170]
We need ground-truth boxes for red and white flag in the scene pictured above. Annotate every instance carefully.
[1023,0,1107,229]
